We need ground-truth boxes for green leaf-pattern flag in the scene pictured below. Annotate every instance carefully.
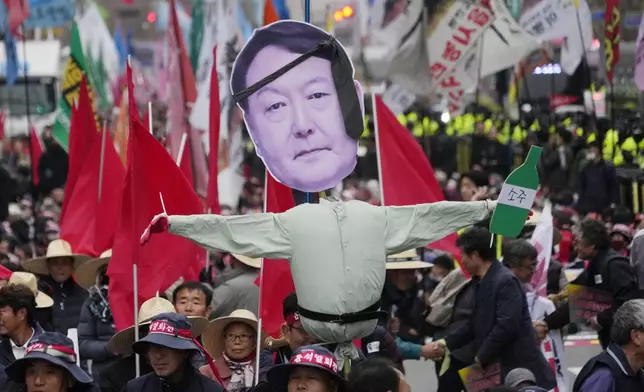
[52,23,98,151]
[189,0,204,72]
[85,44,110,112]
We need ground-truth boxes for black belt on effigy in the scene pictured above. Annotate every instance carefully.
[297,302,387,324]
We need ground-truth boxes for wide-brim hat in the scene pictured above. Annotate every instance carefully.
[75,249,112,289]
[5,332,93,386]
[267,346,346,392]
[203,309,267,359]
[22,239,91,276]
[132,313,200,355]
[386,249,431,270]
[232,254,261,269]
[9,271,54,308]
[108,297,208,355]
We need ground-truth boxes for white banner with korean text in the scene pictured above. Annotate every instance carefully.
[636,15,644,91]
[427,1,495,91]
[519,0,593,75]
[435,0,537,114]
[381,83,416,114]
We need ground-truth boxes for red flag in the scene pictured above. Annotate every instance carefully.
[207,46,221,214]
[108,62,204,331]
[60,131,126,257]
[374,97,464,268]
[604,0,620,83]
[29,126,43,186]
[254,174,296,338]
[61,78,99,223]
[167,0,208,195]
[3,0,29,33]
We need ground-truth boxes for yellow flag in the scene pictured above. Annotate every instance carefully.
[573,0,580,8]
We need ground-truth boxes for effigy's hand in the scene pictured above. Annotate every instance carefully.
[140,213,169,245]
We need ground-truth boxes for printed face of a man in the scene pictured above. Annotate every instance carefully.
[243,45,358,192]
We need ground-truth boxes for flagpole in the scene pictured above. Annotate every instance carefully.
[97,121,108,203]
[127,56,141,379]
[372,92,385,207]
[176,133,188,165]
[148,102,153,134]
[254,172,268,386]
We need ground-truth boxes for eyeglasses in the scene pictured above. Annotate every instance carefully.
[521,263,538,272]
[224,333,253,343]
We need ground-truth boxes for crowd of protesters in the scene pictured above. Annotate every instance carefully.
[0,110,644,392]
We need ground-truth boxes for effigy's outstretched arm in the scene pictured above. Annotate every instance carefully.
[384,200,494,255]
[168,213,292,259]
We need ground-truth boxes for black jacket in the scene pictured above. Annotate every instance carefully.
[545,249,639,347]
[39,275,88,335]
[444,261,556,390]
[577,160,619,215]
[98,355,153,392]
[573,343,644,392]
[380,280,426,343]
[120,365,224,392]
[78,297,118,378]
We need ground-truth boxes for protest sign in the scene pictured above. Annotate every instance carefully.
[458,363,501,392]
[568,284,612,324]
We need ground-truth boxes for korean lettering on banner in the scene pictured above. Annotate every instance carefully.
[22,0,75,29]
[438,44,481,115]
[441,73,467,114]
[429,3,494,89]
[568,284,612,324]
[458,363,501,392]
[522,1,559,37]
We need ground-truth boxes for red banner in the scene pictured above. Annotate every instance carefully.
[604,0,620,82]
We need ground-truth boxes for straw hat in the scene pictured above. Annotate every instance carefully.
[22,239,91,276]
[386,249,431,270]
[75,249,112,290]
[232,254,261,269]
[8,272,54,308]
[108,297,208,355]
[202,309,267,359]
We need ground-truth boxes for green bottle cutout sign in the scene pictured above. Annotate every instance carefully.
[489,145,543,238]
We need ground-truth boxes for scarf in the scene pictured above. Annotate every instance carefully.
[223,353,254,392]
[88,285,113,324]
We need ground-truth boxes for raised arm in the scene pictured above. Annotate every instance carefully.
[384,200,493,255]
[167,213,292,260]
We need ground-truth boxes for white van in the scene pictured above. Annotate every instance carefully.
[0,40,63,137]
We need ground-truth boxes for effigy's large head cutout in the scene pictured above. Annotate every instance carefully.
[230,20,364,193]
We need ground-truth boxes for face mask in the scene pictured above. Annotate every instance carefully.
[610,240,626,251]
[586,152,597,161]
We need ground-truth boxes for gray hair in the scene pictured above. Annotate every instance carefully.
[611,299,644,345]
